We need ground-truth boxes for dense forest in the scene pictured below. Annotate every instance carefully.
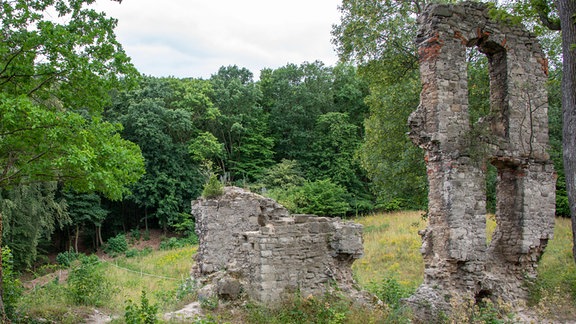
[0,0,568,277]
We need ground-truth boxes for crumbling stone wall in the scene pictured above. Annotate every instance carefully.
[407,2,555,320]
[191,187,364,304]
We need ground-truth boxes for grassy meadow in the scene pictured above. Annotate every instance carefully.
[352,211,426,291]
[15,212,576,323]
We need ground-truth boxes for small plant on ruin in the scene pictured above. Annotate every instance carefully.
[450,297,516,324]
[202,173,224,198]
[199,295,219,311]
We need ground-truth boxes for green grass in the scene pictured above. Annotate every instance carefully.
[104,246,197,313]
[527,217,576,320]
[18,246,197,322]
[16,213,576,323]
[352,211,426,291]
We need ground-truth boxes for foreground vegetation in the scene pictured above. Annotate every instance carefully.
[9,212,574,323]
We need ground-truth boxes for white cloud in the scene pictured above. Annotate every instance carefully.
[92,0,341,79]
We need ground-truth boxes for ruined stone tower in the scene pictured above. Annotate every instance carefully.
[407,2,556,320]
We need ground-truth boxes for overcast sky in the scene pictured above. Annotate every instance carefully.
[91,0,342,79]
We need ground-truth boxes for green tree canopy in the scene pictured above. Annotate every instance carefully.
[107,77,216,231]
[0,0,144,199]
[0,0,144,317]
[208,66,274,182]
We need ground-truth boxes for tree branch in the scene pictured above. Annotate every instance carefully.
[533,0,562,30]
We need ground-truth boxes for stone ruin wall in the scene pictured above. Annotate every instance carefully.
[407,2,556,321]
[191,186,364,304]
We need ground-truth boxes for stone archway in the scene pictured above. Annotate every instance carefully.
[406,2,556,320]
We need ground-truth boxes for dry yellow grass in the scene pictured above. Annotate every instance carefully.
[353,212,525,290]
[352,211,426,290]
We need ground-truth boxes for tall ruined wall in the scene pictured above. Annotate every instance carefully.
[191,187,364,304]
[407,2,556,321]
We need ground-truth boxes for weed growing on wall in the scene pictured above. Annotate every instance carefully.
[202,173,224,198]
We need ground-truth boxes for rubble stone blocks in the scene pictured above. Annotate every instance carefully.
[407,2,556,321]
[191,186,364,304]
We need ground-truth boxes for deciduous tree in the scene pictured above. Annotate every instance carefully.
[0,0,145,318]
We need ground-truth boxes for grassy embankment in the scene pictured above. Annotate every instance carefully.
[17,212,576,323]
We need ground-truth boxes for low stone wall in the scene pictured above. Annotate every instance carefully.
[191,187,364,304]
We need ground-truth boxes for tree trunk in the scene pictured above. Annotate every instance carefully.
[557,0,576,263]
[97,225,104,247]
[74,224,80,253]
[144,207,149,233]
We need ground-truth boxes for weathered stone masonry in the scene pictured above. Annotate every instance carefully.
[191,187,364,304]
[407,2,556,320]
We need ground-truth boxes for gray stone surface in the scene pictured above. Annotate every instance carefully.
[191,186,365,304]
[407,2,556,321]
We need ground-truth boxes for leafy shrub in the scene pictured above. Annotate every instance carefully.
[159,236,198,250]
[104,233,128,256]
[199,295,219,311]
[350,198,375,216]
[126,247,153,258]
[270,179,351,216]
[202,173,224,198]
[143,230,150,241]
[125,249,139,258]
[260,159,306,189]
[169,212,197,237]
[367,277,412,309]
[176,278,196,301]
[56,249,80,267]
[33,263,61,277]
[66,254,114,306]
[130,228,142,242]
[3,246,23,320]
[556,190,570,217]
[125,290,159,324]
[377,198,406,212]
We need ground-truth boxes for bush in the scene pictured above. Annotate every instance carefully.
[169,212,197,237]
[66,254,114,306]
[159,236,197,251]
[56,249,80,267]
[130,228,142,242]
[202,173,224,198]
[367,277,412,309]
[125,247,153,258]
[260,159,306,189]
[270,179,351,216]
[3,247,23,320]
[125,290,159,324]
[104,233,128,256]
